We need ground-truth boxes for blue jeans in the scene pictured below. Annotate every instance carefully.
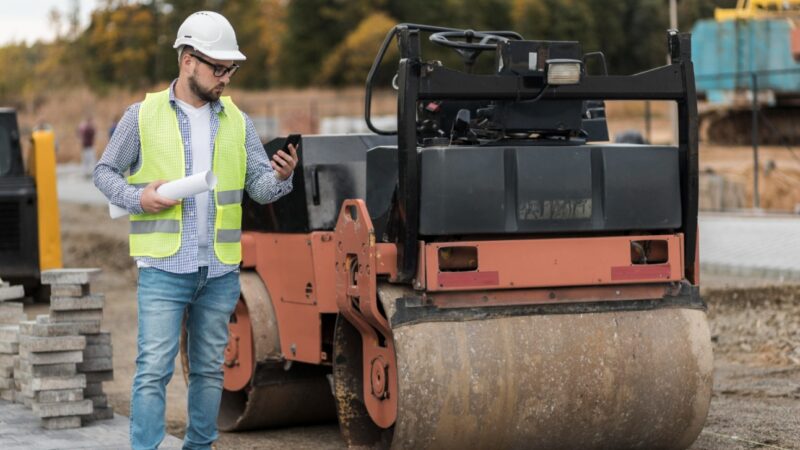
[131,267,240,450]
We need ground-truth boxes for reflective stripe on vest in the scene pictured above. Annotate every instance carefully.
[130,220,180,234]
[128,88,247,263]
[217,189,244,205]
[216,229,242,243]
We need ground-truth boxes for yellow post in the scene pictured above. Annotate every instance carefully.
[29,130,63,271]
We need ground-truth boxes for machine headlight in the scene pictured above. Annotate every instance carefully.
[546,59,582,85]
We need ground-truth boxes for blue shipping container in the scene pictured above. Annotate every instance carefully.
[692,18,800,99]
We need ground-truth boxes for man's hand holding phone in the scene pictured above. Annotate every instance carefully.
[273,134,300,181]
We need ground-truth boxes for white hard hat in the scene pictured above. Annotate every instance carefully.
[173,11,246,61]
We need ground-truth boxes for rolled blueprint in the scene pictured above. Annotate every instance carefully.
[108,170,218,219]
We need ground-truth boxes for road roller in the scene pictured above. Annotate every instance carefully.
[219,24,713,449]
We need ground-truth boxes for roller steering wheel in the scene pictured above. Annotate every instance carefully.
[429,30,523,69]
[430,30,521,50]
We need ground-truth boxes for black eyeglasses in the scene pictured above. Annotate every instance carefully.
[190,53,239,77]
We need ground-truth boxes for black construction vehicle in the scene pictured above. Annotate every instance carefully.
[218,24,710,449]
[0,108,61,296]
[0,109,39,286]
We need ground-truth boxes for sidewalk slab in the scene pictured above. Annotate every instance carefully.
[0,399,183,449]
[700,213,800,281]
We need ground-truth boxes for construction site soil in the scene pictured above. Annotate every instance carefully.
[34,202,798,450]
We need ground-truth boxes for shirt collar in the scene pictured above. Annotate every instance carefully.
[169,79,224,115]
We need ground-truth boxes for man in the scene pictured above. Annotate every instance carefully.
[94,11,298,450]
[78,115,96,177]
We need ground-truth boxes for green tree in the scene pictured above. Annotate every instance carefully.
[317,12,398,86]
[0,44,37,103]
[254,0,288,87]
[280,0,385,86]
[81,4,157,89]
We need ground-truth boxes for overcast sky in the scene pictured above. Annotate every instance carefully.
[0,0,102,46]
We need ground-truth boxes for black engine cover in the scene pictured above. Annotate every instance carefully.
[417,144,681,235]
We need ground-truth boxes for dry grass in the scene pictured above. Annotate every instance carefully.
[14,86,799,211]
[15,85,398,163]
[16,85,667,163]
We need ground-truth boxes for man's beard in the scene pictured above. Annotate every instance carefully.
[188,70,223,103]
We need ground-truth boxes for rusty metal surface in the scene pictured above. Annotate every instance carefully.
[241,232,257,268]
[388,306,713,450]
[219,371,336,431]
[255,233,324,364]
[219,271,336,431]
[424,234,685,292]
[334,199,398,428]
[309,232,339,313]
[332,315,394,447]
[239,271,281,363]
[223,300,254,391]
[425,283,673,308]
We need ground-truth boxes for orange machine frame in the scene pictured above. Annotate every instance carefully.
[241,231,685,366]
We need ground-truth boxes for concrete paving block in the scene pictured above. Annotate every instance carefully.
[49,283,90,297]
[84,370,113,383]
[0,315,26,326]
[48,309,102,324]
[41,269,100,286]
[32,399,93,418]
[17,382,33,397]
[81,405,113,423]
[0,377,13,389]
[0,341,19,354]
[41,415,82,430]
[84,332,111,346]
[0,365,12,377]
[0,388,15,402]
[77,357,112,373]
[50,295,104,312]
[0,353,14,366]
[20,335,85,353]
[35,314,49,324]
[36,388,84,403]
[0,301,23,314]
[84,382,104,397]
[29,374,86,392]
[22,395,33,407]
[75,321,103,335]
[21,350,83,365]
[83,344,112,359]
[15,387,30,404]
[17,362,77,378]
[0,325,20,342]
[0,303,25,325]
[0,285,25,301]
[1,356,14,370]
[21,318,102,336]
[87,394,107,408]
[18,319,36,335]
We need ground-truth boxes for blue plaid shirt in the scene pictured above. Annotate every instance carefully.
[94,80,292,278]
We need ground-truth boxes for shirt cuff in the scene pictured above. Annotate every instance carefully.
[127,187,145,215]
[274,171,293,196]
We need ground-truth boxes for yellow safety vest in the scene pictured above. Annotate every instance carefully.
[128,88,246,265]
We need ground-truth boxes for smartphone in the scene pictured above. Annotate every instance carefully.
[283,134,301,151]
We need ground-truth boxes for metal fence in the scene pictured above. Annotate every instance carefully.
[695,67,800,209]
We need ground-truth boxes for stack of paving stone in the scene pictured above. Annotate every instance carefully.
[41,268,114,424]
[0,278,26,402]
[17,326,91,429]
[0,277,25,302]
[80,331,114,423]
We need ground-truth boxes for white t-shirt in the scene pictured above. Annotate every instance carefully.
[175,98,212,266]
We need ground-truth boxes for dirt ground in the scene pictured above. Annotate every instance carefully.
[33,202,799,449]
